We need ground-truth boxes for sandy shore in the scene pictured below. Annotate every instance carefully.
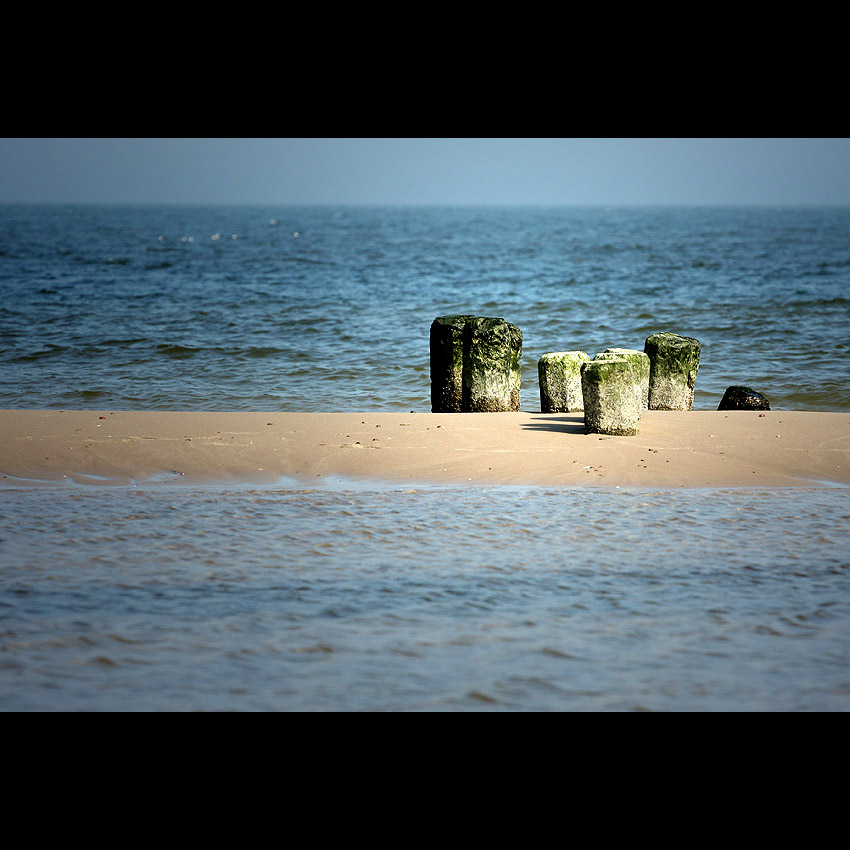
[1,408,849,489]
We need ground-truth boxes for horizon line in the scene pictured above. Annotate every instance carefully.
[2,200,849,209]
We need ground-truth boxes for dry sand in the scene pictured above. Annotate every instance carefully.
[1,408,849,488]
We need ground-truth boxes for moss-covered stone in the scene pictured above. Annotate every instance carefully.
[644,332,701,410]
[430,315,476,412]
[538,351,590,412]
[580,358,641,436]
[593,348,650,409]
[430,314,522,412]
[462,317,523,412]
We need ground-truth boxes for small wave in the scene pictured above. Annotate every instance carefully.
[244,346,287,358]
[277,255,337,266]
[782,295,850,309]
[60,389,107,398]
[8,344,70,362]
[467,690,498,703]
[156,344,202,358]
[97,337,149,347]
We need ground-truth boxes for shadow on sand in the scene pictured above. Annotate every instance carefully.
[521,415,586,435]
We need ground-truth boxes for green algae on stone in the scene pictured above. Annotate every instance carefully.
[643,332,701,410]
[462,317,523,412]
[430,314,522,412]
[538,351,590,413]
[593,348,650,409]
[430,315,476,412]
[580,358,641,436]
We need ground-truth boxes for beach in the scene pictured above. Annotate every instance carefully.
[2,408,849,489]
[4,405,850,712]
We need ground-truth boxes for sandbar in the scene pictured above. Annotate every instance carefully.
[1,408,849,489]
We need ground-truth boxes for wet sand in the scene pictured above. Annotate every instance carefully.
[2,408,849,488]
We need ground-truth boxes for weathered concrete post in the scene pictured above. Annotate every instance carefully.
[430,315,476,412]
[538,351,589,413]
[430,315,522,412]
[580,358,641,436]
[644,332,701,410]
[462,317,523,412]
[593,348,650,409]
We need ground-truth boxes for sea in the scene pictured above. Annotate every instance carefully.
[1,204,849,711]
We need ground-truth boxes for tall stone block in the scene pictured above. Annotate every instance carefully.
[430,315,522,412]
[580,358,641,436]
[593,348,650,409]
[644,332,701,410]
[538,351,589,413]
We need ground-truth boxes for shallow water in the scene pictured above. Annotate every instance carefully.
[1,481,848,711]
[2,204,849,412]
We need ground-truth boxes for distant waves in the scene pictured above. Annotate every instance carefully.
[1,204,848,412]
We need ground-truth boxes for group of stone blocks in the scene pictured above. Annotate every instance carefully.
[430,316,702,435]
[539,332,701,435]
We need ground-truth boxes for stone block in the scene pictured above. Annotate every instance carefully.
[580,358,641,436]
[430,315,522,412]
[538,351,590,413]
[593,348,650,409]
[644,332,701,410]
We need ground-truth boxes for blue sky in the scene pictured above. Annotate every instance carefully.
[1,138,848,206]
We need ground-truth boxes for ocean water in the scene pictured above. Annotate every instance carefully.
[1,204,849,711]
[1,204,849,412]
[1,482,849,712]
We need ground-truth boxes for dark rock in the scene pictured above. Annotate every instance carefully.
[717,386,771,410]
